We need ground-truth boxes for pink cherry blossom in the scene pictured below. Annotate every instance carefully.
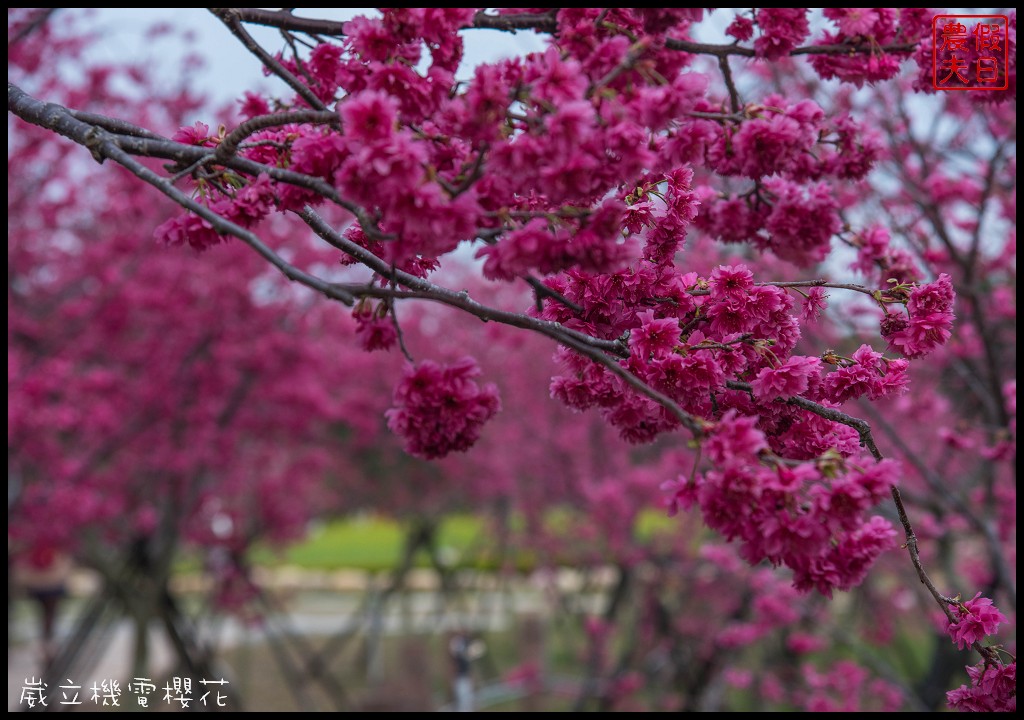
[947,661,1016,712]
[883,274,956,358]
[754,9,810,60]
[946,593,1008,650]
[386,357,502,459]
[752,356,822,402]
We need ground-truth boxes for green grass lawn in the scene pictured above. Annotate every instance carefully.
[244,510,678,572]
[248,514,484,571]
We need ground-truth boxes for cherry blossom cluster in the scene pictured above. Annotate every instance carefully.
[662,412,898,595]
[881,273,956,359]
[353,302,399,352]
[161,9,978,605]
[694,96,883,267]
[386,357,502,459]
[850,225,922,285]
[946,660,1016,712]
[9,8,1014,710]
[544,255,920,448]
[945,594,1014,711]
[136,8,975,603]
[947,593,1008,651]
[812,9,931,86]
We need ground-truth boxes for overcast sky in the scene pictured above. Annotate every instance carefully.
[81,8,548,108]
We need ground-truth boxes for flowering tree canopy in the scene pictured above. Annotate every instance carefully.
[8,8,1015,711]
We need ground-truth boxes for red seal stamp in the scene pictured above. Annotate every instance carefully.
[932,14,1010,91]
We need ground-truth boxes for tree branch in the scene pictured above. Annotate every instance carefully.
[856,401,1017,608]
[7,83,355,308]
[664,37,917,57]
[8,8,57,46]
[302,207,706,438]
[687,279,895,305]
[209,8,328,111]
[66,109,169,140]
[217,8,918,60]
[10,94,389,230]
[724,378,997,640]
[727,380,883,460]
[525,275,584,314]
[718,55,741,114]
[302,208,622,353]
[215,109,339,162]
[470,10,560,33]
[209,8,350,37]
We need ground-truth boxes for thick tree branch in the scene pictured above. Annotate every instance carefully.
[219,8,561,36]
[302,207,706,438]
[220,7,918,60]
[469,10,560,33]
[215,109,339,161]
[301,208,623,355]
[66,109,169,140]
[8,83,355,308]
[726,380,883,460]
[206,8,346,36]
[10,94,387,230]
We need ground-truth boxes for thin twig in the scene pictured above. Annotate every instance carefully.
[448,148,487,197]
[686,110,745,122]
[587,44,646,98]
[279,28,318,87]
[8,8,57,45]
[209,8,327,111]
[717,55,741,114]
[888,484,963,627]
[525,275,584,314]
[856,401,1017,608]
[726,377,999,654]
[168,156,216,185]
[385,293,415,363]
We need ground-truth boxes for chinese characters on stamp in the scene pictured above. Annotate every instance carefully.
[932,14,1010,91]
